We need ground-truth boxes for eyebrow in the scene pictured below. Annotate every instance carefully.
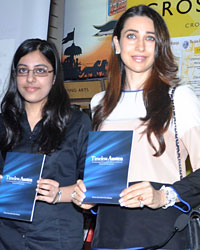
[124,29,155,35]
[17,63,48,67]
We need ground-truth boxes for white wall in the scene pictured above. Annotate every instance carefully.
[0,0,51,103]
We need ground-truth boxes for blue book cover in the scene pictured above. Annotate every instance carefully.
[83,130,133,204]
[0,152,46,222]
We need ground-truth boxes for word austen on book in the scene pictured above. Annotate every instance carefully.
[0,152,46,221]
[83,130,133,204]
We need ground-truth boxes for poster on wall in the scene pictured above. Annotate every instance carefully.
[62,0,200,99]
[62,0,126,81]
[108,0,127,16]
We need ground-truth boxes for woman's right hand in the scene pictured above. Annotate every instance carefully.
[72,179,95,210]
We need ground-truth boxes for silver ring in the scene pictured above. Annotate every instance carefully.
[139,201,144,208]
[71,191,76,199]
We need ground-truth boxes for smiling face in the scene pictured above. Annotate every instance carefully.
[17,50,54,109]
[113,16,156,80]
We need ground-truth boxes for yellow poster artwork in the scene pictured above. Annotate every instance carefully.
[127,0,200,37]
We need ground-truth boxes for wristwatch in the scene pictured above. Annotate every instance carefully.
[160,185,177,209]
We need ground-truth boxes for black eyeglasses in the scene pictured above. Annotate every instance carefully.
[16,66,54,77]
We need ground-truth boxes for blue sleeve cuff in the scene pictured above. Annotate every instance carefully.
[90,208,98,215]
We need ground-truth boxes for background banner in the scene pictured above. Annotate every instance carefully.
[62,0,200,98]
[127,0,200,38]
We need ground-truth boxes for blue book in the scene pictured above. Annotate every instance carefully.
[0,152,46,222]
[83,131,133,204]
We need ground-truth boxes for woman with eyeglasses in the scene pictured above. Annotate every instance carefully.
[0,38,91,250]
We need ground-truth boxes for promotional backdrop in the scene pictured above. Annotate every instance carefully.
[62,0,200,98]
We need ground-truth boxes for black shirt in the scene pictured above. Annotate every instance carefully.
[0,110,91,250]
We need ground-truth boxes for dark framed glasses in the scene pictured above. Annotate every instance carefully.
[16,66,54,77]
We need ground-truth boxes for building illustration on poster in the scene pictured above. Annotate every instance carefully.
[62,27,109,80]
[62,0,125,81]
[62,28,82,80]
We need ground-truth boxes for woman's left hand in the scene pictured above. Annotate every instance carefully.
[36,178,60,204]
[119,181,166,209]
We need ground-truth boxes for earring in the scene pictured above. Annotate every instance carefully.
[115,50,120,55]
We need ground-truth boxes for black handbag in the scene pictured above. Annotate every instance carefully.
[188,209,200,250]
[171,87,200,250]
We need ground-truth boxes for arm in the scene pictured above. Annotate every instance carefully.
[172,169,200,208]
[37,112,92,204]
[76,112,92,180]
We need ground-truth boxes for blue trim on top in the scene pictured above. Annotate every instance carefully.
[122,89,143,93]
[170,186,191,213]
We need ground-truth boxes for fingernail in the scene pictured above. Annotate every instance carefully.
[119,198,125,206]
[80,195,86,202]
[120,202,125,207]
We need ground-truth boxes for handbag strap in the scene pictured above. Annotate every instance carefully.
[170,86,183,180]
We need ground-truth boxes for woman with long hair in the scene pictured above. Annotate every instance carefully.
[0,38,91,250]
[72,5,200,249]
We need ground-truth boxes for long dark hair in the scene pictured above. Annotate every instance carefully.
[0,38,71,155]
[93,5,179,156]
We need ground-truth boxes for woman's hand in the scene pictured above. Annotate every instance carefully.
[119,181,167,209]
[36,178,60,204]
[71,179,95,210]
